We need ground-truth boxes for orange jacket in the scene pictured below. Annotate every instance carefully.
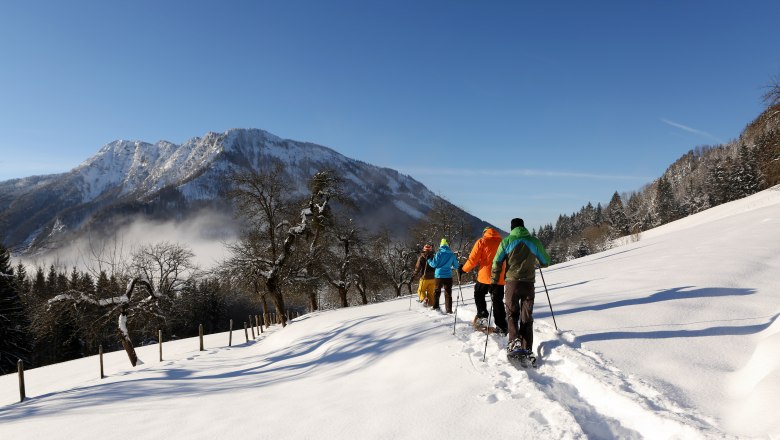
[462,227,505,285]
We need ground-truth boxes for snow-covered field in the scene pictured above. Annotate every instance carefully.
[2,186,779,439]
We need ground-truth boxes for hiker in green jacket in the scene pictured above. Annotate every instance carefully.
[490,218,550,356]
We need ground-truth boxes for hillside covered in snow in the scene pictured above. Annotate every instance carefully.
[1,185,779,439]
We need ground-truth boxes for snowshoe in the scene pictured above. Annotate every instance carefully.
[507,349,537,368]
[506,341,537,368]
[471,316,495,334]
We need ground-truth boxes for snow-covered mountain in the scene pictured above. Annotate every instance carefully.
[0,128,487,253]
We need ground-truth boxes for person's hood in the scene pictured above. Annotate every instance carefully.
[510,226,531,238]
[482,227,501,239]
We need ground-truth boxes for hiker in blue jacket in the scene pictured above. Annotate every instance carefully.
[428,238,459,313]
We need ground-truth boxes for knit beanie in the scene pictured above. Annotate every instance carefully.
[440,238,448,246]
[511,218,524,230]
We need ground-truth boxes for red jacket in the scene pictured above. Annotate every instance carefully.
[462,227,505,285]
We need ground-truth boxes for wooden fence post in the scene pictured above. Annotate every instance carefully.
[250,315,256,339]
[18,360,26,402]
[199,324,204,351]
[158,329,163,362]
[229,319,233,346]
[99,345,105,379]
[258,313,264,334]
[244,322,248,343]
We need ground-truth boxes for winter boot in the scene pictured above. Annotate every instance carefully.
[507,339,536,367]
[507,338,523,354]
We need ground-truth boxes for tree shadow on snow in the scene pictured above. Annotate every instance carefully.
[574,312,779,344]
[536,286,757,320]
[0,313,435,422]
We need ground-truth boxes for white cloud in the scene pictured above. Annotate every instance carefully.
[661,118,724,144]
[398,167,650,181]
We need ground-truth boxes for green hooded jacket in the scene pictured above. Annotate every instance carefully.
[490,227,550,283]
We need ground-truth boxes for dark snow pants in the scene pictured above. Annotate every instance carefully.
[474,282,507,333]
[505,280,535,349]
[433,278,453,313]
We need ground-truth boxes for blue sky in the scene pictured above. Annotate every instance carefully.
[1,1,779,231]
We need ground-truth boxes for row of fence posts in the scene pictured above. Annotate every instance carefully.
[15,309,303,403]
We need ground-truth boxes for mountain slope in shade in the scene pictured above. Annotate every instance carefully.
[0,128,487,253]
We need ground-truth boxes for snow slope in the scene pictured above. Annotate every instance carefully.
[2,186,779,439]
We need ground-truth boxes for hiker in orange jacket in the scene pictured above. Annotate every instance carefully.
[459,226,507,334]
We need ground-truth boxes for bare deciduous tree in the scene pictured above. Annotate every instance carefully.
[321,217,362,307]
[412,197,474,260]
[227,167,338,326]
[47,241,196,366]
[763,73,780,107]
[374,230,416,298]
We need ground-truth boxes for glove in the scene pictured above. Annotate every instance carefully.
[488,284,497,295]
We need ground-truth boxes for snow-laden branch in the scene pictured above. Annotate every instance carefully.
[48,290,128,307]
[125,277,156,299]
[47,276,155,309]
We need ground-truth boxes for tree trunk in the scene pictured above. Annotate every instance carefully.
[117,328,139,367]
[339,287,348,308]
[267,277,287,327]
[358,288,368,305]
[308,291,318,312]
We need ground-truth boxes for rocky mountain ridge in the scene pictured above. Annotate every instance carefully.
[0,128,487,254]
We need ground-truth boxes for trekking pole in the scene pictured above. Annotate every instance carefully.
[456,267,465,306]
[538,265,558,331]
[452,271,465,335]
[409,281,414,311]
[482,301,494,362]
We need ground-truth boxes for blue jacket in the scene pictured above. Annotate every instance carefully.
[428,244,459,279]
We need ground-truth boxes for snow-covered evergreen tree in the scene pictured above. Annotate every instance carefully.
[576,239,590,258]
[605,191,630,236]
[755,129,780,187]
[707,159,733,206]
[654,176,680,226]
[733,144,761,197]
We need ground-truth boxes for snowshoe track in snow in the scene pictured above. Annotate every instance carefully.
[418,295,730,439]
